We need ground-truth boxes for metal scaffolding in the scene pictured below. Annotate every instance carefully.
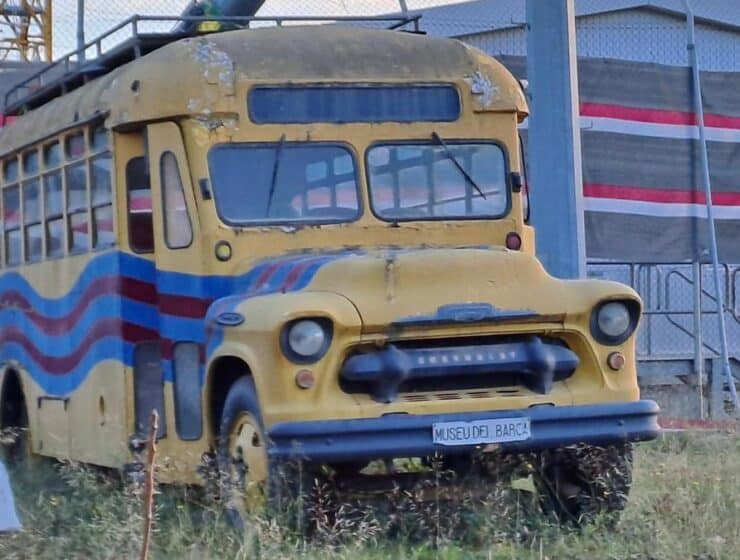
[0,0,51,62]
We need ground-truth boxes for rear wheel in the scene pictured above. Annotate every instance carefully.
[534,443,633,526]
[0,388,32,466]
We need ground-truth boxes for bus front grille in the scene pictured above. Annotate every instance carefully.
[339,335,579,403]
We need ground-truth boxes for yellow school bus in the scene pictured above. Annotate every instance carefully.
[0,16,659,524]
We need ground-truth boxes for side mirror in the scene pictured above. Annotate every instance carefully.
[511,171,530,223]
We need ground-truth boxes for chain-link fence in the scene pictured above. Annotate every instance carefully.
[587,263,740,361]
[52,0,469,58]
[18,0,740,420]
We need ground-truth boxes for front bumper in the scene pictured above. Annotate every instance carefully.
[267,400,660,462]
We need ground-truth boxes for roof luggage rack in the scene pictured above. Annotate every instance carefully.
[3,14,422,116]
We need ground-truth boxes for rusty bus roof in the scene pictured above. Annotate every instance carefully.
[0,25,526,156]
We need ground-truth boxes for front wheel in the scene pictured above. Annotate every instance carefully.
[534,443,633,526]
[217,377,271,529]
[216,377,313,531]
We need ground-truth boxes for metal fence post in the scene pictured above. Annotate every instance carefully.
[683,0,740,413]
[77,0,85,62]
[693,261,704,418]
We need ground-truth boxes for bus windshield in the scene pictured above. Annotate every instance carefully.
[208,143,361,225]
[367,142,508,221]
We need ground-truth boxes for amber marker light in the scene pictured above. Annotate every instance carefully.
[607,352,626,371]
[505,232,522,251]
[295,369,316,389]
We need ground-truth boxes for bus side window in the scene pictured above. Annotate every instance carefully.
[43,142,64,258]
[22,149,42,262]
[126,156,154,253]
[91,153,114,249]
[2,184,21,266]
[65,132,89,253]
[160,152,192,249]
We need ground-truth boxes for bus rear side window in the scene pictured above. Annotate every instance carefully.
[126,157,154,253]
[91,153,114,249]
[3,185,21,266]
[23,179,42,262]
[65,162,88,252]
[43,141,64,258]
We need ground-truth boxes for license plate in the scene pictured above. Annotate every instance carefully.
[432,417,531,446]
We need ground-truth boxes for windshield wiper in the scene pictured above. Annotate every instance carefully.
[265,133,286,216]
[431,132,486,200]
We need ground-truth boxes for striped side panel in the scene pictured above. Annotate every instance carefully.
[0,250,358,395]
[499,55,740,262]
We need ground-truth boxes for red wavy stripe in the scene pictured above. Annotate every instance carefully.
[0,319,157,375]
[0,275,211,335]
[158,293,213,319]
[251,260,283,293]
[584,183,740,206]
[280,257,320,292]
[580,102,740,130]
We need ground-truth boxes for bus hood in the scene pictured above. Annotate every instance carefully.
[240,247,576,333]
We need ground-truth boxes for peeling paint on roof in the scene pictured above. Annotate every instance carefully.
[466,70,500,107]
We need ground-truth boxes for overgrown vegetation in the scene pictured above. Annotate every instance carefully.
[1,431,738,559]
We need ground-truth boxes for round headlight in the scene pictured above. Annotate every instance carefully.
[287,320,327,359]
[597,302,632,338]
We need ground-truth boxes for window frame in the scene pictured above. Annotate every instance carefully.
[125,155,155,254]
[64,130,90,255]
[42,140,65,260]
[2,182,21,267]
[160,151,194,250]
[207,141,363,228]
[21,148,43,263]
[0,120,115,266]
[248,83,462,124]
[88,127,114,251]
[365,139,512,224]
[22,172,42,263]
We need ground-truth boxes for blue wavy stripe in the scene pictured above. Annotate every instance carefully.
[1,249,362,395]
[0,297,158,348]
[1,337,129,396]
[159,314,207,343]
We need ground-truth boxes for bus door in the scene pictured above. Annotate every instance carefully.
[146,122,206,456]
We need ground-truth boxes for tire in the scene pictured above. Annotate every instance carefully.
[216,377,312,531]
[1,395,32,466]
[534,443,633,526]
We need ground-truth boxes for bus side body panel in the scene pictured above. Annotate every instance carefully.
[0,251,157,467]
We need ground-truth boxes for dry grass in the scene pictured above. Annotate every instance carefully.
[1,431,738,560]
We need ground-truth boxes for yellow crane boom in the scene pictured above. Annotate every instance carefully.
[0,0,51,62]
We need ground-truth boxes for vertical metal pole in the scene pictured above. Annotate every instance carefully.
[77,0,85,62]
[645,266,653,356]
[683,0,739,412]
[399,1,409,13]
[45,0,52,62]
[693,261,704,418]
[525,0,586,279]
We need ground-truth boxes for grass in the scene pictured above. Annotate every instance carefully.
[1,431,738,560]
